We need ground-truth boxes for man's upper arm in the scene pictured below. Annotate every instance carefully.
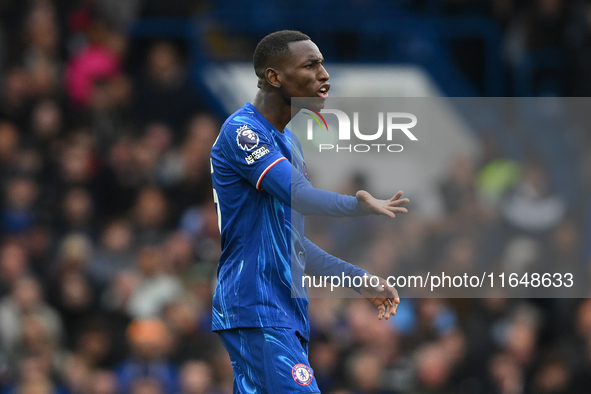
[218,123,287,190]
[218,122,364,217]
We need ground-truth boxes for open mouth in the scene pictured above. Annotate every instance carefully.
[317,84,330,99]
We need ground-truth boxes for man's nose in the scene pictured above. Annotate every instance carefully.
[318,64,329,81]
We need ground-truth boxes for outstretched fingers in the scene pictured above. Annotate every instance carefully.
[388,192,409,206]
[365,278,400,321]
[390,298,399,317]
[377,299,395,320]
[387,205,408,213]
[379,207,398,219]
[384,299,392,320]
[378,303,386,320]
[389,191,404,202]
[384,204,409,216]
[387,191,409,214]
[356,190,409,218]
[389,199,410,207]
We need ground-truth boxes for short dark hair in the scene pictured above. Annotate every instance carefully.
[253,30,310,78]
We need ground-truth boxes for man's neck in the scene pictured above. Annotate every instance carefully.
[252,90,297,133]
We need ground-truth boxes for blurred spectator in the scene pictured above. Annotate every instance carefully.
[347,351,386,394]
[162,114,219,213]
[393,299,457,353]
[163,295,218,363]
[29,99,63,149]
[46,234,99,349]
[115,319,179,393]
[178,360,216,394]
[100,270,139,318]
[1,352,70,394]
[502,303,541,371]
[478,156,522,205]
[131,123,173,186]
[58,188,95,236]
[0,122,19,171]
[88,370,118,394]
[489,351,524,394]
[208,350,233,394]
[162,232,195,274]
[1,177,39,235]
[0,69,31,129]
[0,276,63,365]
[126,245,183,320]
[568,298,591,391]
[131,187,170,246]
[93,137,140,217]
[89,74,134,153]
[439,156,478,215]
[133,41,203,137]
[0,242,29,297]
[90,219,134,287]
[65,19,122,109]
[94,0,141,30]
[18,225,53,280]
[434,155,494,239]
[411,342,455,394]
[21,3,62,100]
[0,3,589,394]
[178,202,221,264]
[129,378,164,394]
[501,160,567,235]
[56,136,99,186]
[500,235,542,274]
[62,354,92,394]
[530,358,573,394]
[545,218,583,277]
[309,338,340,392]
[73,323,115,370]
[462,298,510,384]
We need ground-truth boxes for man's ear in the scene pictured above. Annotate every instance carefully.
[265,68,281,88]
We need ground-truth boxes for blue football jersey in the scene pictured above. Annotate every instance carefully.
[210,103,368,339]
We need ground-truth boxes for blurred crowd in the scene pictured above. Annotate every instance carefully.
[306,146,589,393]
[427,0,591,96]
[0,1,228,393]
[1,1,591,394]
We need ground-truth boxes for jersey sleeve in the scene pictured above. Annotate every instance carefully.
[218,123,288,190]
[260,161,365,216]
[303,237,369,292]
[219,122,366,217]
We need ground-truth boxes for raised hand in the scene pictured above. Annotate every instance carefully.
[359,276,400,320]
[356,190,409,218]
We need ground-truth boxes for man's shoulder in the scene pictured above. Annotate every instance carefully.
[221,103,266,135]
[217,104,275,153]
[213,104,274,162]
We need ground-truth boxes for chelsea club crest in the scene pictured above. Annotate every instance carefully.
[292,364,313,386]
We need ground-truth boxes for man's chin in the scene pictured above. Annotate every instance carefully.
[306,97,327,111]
[290,96,327,115]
